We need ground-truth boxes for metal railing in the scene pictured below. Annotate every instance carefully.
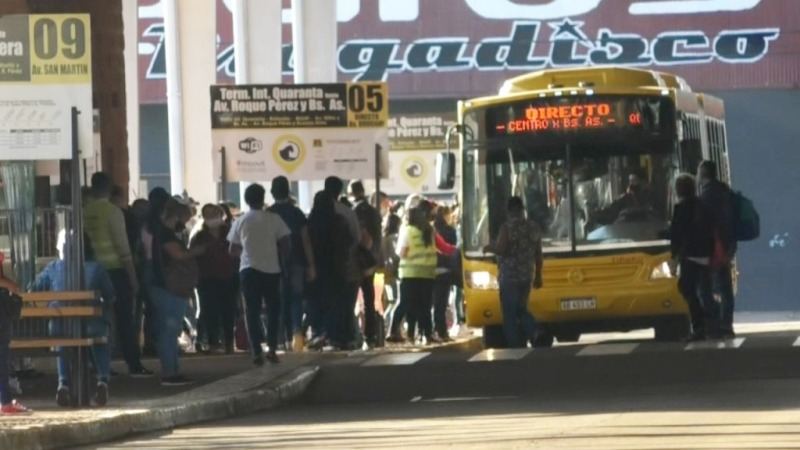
[0,207,71,268]
[1,207,75,340]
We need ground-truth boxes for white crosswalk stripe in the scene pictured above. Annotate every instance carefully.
[356,335,800,367]
[362,352,431,366]
[577,343,639,356]
[685,337,745,351]
[469,348,531,362]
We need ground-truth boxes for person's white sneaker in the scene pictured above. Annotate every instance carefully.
[8,377,21,395]
[457,325,472,338]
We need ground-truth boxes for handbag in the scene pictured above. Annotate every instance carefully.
[163,257,199,298]
[235,314,250,351]
[356,245,378,276]
[0,287,23,320]
[156,232,199,297]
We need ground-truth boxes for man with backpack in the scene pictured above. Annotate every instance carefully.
[697,161,739,338]
[268,176,315,351]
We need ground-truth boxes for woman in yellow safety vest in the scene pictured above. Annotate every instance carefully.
[396,205,438,345]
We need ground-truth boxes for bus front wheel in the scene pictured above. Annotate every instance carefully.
[482,325,508,348]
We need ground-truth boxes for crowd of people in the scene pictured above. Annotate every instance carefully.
[0,172,468,412]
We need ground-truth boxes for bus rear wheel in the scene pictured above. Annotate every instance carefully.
[654,317,691,342]
[482,325,507,349]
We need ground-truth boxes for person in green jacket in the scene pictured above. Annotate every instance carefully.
[83,172,152,377]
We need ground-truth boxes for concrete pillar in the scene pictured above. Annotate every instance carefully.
[123,0,141,200]
[291,0,338,210]
[163,0,217,202]
[233,0,283,209]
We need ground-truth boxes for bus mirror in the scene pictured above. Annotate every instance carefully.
[436,152,456,190]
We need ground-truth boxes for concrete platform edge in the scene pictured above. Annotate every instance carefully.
[0,365,320,450]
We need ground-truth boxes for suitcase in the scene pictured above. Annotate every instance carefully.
[235,315,250,351]
[374,313,386,348]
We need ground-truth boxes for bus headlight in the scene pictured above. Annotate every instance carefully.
[466,271,499,290]
[649,262,674,280]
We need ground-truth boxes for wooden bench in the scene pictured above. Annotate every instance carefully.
[10,290,105,407]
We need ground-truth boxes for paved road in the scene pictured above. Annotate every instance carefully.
[84,329,800,449]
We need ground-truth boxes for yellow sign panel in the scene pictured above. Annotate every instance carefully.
[272,134,307,174]
[28,14,92,84]
[400,155,427,188]
[346,82,388,129]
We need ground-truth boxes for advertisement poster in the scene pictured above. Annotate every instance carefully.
[211,82,389,182]
[138,0,797,103]
[377,150,458,199]
[381,112,460,197]
[0,14,93,160]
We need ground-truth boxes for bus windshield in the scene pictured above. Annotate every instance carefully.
[461,95,679,257]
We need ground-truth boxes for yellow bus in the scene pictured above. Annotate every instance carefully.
[437,66,732,348]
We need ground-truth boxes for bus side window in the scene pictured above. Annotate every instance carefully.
[706,119,727,183]
[717,121,730,183]
[680,115,702,173]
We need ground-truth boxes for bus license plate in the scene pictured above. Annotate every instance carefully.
[560,298,597,311]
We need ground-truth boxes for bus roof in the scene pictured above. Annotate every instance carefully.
[499,66,693,95]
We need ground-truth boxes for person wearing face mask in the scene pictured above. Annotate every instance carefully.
[190,204,240,354]
[147,199,206,385]
[171,197,194,244]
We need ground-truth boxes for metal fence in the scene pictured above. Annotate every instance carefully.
[1,207,76,340]
[0,207,71,270]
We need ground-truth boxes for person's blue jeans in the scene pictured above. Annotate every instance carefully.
[240,269,281,356]
[197,276,238,348]
[679,259,715,336]
[400,278,435,340]
[108,269,144,371]
[389,283,409,337]
[0,317,12,405]
[306,281,327,340]
[49,315,112,385]
[713,262,736,333]
[281,265,306,339]
[150,284,187,376]
[499,279,536,348]
[141,260,158,350]
[453,286,465,324]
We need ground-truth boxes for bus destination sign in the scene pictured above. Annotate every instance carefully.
[487,96,673,138]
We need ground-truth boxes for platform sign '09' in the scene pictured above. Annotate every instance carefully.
[0,14,93,161]
[0,14,91,84]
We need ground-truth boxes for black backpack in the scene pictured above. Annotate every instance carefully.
[731,191,760,242]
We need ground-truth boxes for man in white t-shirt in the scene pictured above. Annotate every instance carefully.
[228,184,291,365]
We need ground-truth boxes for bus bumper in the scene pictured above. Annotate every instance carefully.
[465,280,687,332]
